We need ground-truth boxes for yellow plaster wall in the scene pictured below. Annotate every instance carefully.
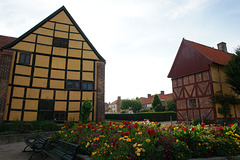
[35,55,49,67]
[25,100,38,110]
[69,91,81,100]
[67,71,80,80]
[50,80,64,89]
[82,92,92,100]
[83,61,94,71]
[14,76,30,86]
[13,87,24,97]
[11,99,23,109]
[9,111,21,121]
[23,112,37,121]
[36,44,52,54]
[68,113,79,121]
[51,70,65,79]
[50,11,73,24]
[70,26,78,32]
[70,33,84,41]
[69,40,82,48]
[54,101,67,111]
[55,31,68,39]
[32,78,47,88]
[26,88,39,99]
[34,27,53,36]
[69,102,80,111]
[42,22,54,29]
[56,23,69,32]
[83,42,91,50]
[83,50,99,60]
[82,72,93,81]
[67,59,80,70]
[12,42,35,52]
[37,35,52,45]
[68,49,81,58]
[55,91,68,100]
[34,68,48,77]
[15,65,31,75]
[52,57,66,69]
[210,64,219,82]
[53,47,67,56]
[41,89,54,99]
[23,34,36,42]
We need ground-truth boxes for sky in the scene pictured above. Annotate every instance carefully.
[0,0,240,103]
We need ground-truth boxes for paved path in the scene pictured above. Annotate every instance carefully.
[0,141,53,160]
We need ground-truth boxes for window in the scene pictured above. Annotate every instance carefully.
[82,81,93,90]
[66,80,80,90]
[188,98,197,108]
[54,112,66,122]
[38,100,54,121]
[53,37,68,48]
[19,52,31,65]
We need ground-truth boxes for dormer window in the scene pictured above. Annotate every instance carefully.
[19,52,31,65]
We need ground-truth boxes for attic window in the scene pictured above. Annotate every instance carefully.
[53,37,68,48]
[82,81,93,90]
[188,98,197,108]
[66,80,80,90]
[19,52,31,65]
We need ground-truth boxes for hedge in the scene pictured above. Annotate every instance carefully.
[105,112,176,122]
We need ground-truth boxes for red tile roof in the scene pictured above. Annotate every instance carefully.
[139,93,173,106]
[0,35,16,48]
[109,100,118,105]
[187,40,232,65]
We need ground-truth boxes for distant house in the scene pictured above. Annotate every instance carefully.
[108,96,121,113]
[139,91,173,110]
[0,6,106,122]
[168,38,240,122]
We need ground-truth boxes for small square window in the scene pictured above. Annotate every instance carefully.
[19,52,31,65]
[66,80,80,90]
[82,82,93,90]
[188,98,197,108]
[53,37,68,48]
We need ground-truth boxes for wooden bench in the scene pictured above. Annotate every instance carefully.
[23,134,49,159]
[43,140,79,160]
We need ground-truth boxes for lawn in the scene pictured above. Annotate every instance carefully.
[50,120,240,160]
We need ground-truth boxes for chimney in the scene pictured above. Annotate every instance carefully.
[160,91,164,95]
[147,94,151,98]
[217,42,228,53]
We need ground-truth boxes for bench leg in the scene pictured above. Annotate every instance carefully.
[29,151,44,160]
[23,145,32,152]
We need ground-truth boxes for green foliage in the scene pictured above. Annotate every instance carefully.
[165,98,176,111]
[152,94,165,112]
[212,93,240,119]
[0,120,60,134]
[224,47,240,95]
[105,112,177,121]
[80,100,93,123]
[120,98,143,113]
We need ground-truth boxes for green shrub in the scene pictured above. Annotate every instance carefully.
[105,112,177,122]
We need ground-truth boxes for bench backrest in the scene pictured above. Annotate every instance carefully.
[54,140,79,158]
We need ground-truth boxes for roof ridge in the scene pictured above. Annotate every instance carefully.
[185,39,219,52]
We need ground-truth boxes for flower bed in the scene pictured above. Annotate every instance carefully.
[50,120,240,160]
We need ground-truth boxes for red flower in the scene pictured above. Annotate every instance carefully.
[128,125,133,129]
[146,128,156,136]
[101,128,105,133]
[182,128,186,132]
[93,128,97,132]
[77,126,82,131]
[134,123,139,130]
[78,123,82,126]
[65,126,69,129]
[167,125,173,130]
[109,122,112,126]
[113,122,116,125]
[87,124,91,128]
[191,127,195,131]
[229,124,234,127]
[155,122,158,124]
[201,122,205,127]
[218,126,223,130]
[82,124,86,128]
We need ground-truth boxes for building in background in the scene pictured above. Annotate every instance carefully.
[0,6,105,122]
[108,96,121,113]
[168,39,240,122]
[139,91,173,110]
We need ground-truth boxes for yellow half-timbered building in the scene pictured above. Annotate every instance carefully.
[0,6,105,122]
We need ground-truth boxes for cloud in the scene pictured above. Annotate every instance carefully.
[165,0,209,20]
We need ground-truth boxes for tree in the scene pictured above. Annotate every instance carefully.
[224,47,240,95]
[165,98,176,111]
[152,94,164,112]
[120,98,143,113]
[80,100,93,123]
